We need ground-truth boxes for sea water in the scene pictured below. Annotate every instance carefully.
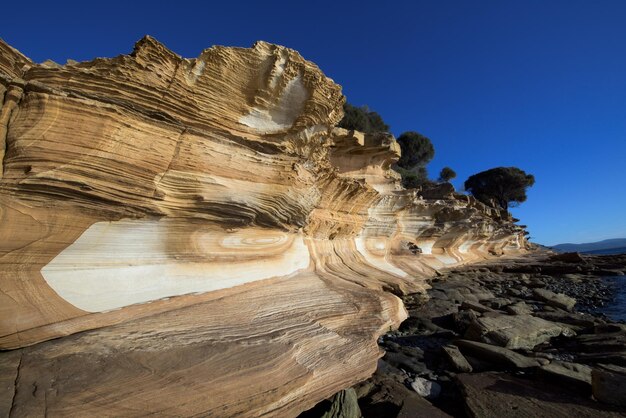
[596,275,626,322]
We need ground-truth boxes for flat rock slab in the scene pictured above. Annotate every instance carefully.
[465,314,574,350]
[533,288,576,311]
[457,372,625,418]
[396,396,452,418]
[456,339,544,369]
[539,361,592,393]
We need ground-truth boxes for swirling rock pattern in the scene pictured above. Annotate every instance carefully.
[0,37,527,417]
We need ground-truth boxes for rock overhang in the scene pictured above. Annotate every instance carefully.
[0,36,528,417]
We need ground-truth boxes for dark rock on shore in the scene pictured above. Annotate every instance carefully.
[456,339,546,369]
[457,372,625,417]
[305,253,626,417]
[593,364,626,407]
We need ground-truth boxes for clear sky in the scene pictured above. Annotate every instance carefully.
[2,0,625,245]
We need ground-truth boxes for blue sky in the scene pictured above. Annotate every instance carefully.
[2,0,625,245]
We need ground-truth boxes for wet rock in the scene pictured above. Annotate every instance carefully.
[464,314,575,350]
[442,345,473,373]
[533,288,577,311]
[455,339,544,369]
[592,364,626,407]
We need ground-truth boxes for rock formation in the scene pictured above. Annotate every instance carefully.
[0,37,527,416]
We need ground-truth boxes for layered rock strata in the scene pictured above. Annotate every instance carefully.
[0,37,527,416]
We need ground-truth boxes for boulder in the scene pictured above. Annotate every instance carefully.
[464,314,575,350]
[533,288,577,311]
[410,377,441,399]
[442,345,473,373]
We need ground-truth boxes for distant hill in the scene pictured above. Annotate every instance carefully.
[551,238,626,254]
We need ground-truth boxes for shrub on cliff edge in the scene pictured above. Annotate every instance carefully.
[464,167,535,210]
[338,103,389,133]
[439,167,457,182]
[396,131,435,170]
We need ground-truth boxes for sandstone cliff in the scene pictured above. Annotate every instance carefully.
[0,37,527,417]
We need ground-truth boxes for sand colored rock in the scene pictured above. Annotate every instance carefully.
[0,37,528,416]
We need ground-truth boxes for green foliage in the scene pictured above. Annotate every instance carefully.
[396,166,430,189]
[464,167,535,210]
[396,131,435,169]
[439,167,457,182]
[338,103,389,133]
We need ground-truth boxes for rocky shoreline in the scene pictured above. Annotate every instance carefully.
[302,252,626,417]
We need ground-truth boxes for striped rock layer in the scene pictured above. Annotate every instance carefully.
[0,37,527,417]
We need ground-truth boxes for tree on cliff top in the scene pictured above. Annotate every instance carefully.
[464,167,535,210]
[396,131,435,170]
[338,103,389,133]
[393,131,435,189]
[439,167,457,182]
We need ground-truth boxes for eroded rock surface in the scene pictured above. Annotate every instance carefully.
[0,37,527,416]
